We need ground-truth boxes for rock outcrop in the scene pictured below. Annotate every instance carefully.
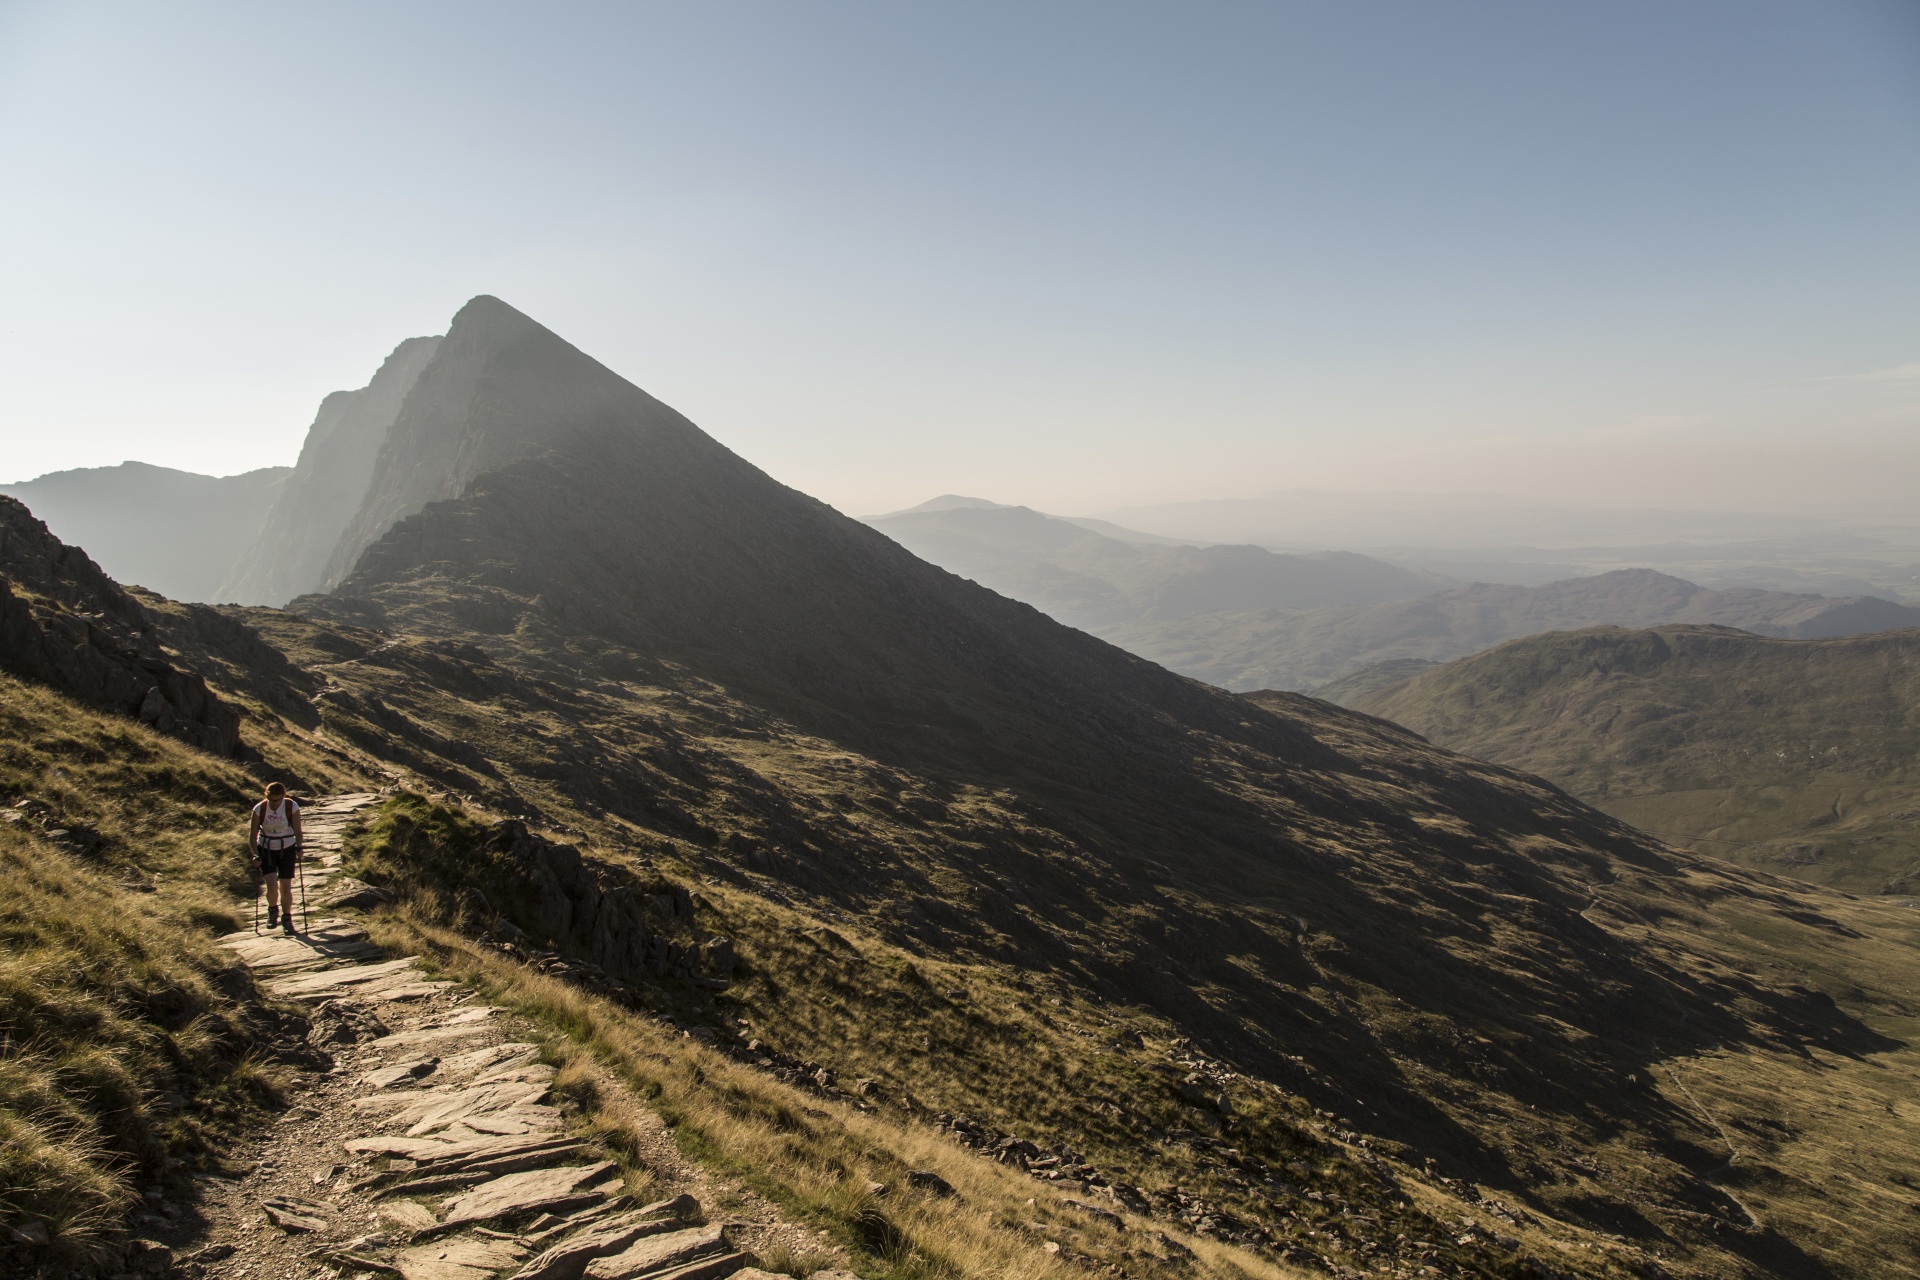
[0,495,242,755]
[475,820,721,991]
[220,335,442,605]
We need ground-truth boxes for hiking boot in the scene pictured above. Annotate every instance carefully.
[266,908,279,928]
[282,914,298,934]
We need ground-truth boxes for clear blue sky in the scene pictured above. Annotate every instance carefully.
[2,1,1916,516]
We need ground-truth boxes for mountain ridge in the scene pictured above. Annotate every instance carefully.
[0,461,291,603]
[258,298,1920,1275]
[1110,567,1920,691]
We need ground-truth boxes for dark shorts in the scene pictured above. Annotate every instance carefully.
[256,842,300,879]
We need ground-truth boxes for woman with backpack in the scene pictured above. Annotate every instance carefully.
[249,782,304,933]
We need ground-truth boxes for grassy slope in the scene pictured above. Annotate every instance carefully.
[363,907,1321,1280]
[0,675,314,1265]
[341,793,1523,1279]
[1350,625,1920,894]
[190,593,1920,1280]
[11,520,1920,1278]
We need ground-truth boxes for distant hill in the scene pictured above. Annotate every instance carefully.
[1093,488,1842,550]
[1350,624,1920,895]
[867,502,1438,632]
[1306,657,1440,705]
[0,461,290,602]
[1111,567,1920,690]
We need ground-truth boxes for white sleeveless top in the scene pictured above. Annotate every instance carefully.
[255,798,300,845]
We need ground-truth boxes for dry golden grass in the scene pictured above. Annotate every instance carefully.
[365,908,1314,1280]
[0,675,320,1261]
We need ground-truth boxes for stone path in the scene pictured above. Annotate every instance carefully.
[180,795,833,1280]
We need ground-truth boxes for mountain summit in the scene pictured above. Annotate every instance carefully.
[227,295,709,606]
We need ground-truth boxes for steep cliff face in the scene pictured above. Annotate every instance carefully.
[0,496,241,755]
[219,335,442,605]
[316,297,703,594]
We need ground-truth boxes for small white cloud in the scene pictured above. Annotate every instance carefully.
[1820,360,1920,383]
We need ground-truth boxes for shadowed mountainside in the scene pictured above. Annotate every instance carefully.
[1350,624,1920,896]
[0,462,290,603]
[1110,568,1920,691]
[0,496,241,755]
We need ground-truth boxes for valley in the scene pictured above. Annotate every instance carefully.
[1346,625,1920,897]
[868,498,1920,692]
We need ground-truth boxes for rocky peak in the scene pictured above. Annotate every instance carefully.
[318,295,710,593]
[221,333,443,605]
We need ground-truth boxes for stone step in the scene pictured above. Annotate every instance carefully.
[581,1226,726,1280]
[437,1161,618,1232]
[267,956,421,998]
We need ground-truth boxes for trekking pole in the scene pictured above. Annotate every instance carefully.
[250,843,264,935]
[296,846,309,935]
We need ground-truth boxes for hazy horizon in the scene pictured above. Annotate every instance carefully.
[3,2,1917,519]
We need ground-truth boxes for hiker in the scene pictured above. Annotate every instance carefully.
[249,782,304,933]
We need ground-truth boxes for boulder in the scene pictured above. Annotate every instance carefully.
[1063,1198,1126,1230]
[906,1169,955,1197]
[125,1238,172,1273]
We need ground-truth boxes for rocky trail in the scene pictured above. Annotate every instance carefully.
[142,795,843,1280]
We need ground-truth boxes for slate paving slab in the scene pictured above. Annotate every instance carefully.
[647,1254,751,1280]
[381,1198,441,1233]
[261,1194,332,1232]
[269,955,424,998]
[580,1225,727,1280]
[438,1160,618,1230]
[396,1233,531,1280]
[366,1057,442,1088]
[508,1201,702,1280]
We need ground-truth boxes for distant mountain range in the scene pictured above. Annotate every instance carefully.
[1139,566,1920,691]
[0,461,290,602]
[866,499,1440,631]
[1346,624,1920,897]
[1090,489,1846,550]
[869,497,1920,690]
